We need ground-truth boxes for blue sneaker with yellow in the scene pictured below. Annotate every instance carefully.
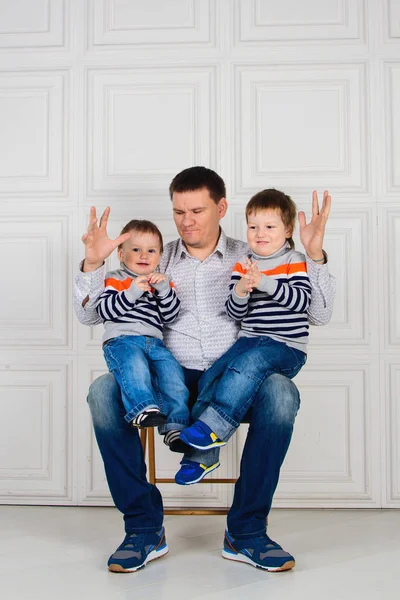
[180,421,227,450]
[175,459,220,485]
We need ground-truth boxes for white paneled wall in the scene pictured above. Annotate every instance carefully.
[0,0,398,509]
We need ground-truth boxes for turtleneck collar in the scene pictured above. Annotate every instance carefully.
[249,240,291,261]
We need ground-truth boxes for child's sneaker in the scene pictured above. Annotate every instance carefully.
[180,421,227,450]
[131,408,167,428]
[163,430,190,453]
[175,459,220,485]
[108,527,168,572]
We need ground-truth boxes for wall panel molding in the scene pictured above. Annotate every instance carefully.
[86,65,218,198]
[87,0,216,50]
[0,69,70,198]
[0,0,67,50]
[383,359,400,506]
[381,207,400,349]
[234,0,365,45]
[384,62,400,196]
[385,0,400,41]
[0,362,72,504]
[0,214,71,348]
[233,62,369,197]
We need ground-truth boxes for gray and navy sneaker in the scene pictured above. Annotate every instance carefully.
[222,531,295,572]
[108,527,168,573]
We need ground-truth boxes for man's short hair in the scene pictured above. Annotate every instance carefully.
[169,166,226,204]
[246,189,297,249]
[118,219,163,253]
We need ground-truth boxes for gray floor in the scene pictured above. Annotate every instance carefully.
[1,506,399,600]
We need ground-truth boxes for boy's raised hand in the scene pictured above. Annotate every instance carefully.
[82,206,130,272]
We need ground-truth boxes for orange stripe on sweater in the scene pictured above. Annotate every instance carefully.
[104,277,175,292]
[233,261,307,277]
[104,277,133,291]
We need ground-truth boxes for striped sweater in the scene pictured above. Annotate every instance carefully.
[96,263,180,344]
[226,242,311,353]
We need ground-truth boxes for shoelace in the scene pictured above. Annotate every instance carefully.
[120,533,146,551]
[251,535,280,550]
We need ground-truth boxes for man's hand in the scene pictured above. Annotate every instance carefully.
[81,206,130,272]
[133,275,151,293]
[148,273,167,285]
[298,190,331,261]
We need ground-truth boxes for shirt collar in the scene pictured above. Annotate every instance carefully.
[174,228,228,263]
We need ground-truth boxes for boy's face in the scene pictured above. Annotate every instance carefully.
[247,209,292,257]
[118,231,161,275]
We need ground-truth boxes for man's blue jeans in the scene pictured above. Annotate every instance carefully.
[87,368,300,539]
[194,336,306,441]
[103,335,190,431]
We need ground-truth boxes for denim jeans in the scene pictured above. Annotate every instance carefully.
[103,335,190,431]
[194,336,306,441]
[87,368,300,538]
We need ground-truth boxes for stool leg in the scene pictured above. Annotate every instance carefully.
[140,428,147,455]
[148,427,156,485]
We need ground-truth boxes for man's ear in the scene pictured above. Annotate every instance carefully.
[218,198,228,219]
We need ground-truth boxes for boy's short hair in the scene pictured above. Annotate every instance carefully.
[118,219,163,253]
[246,189,297,249]
[169,166,226,204]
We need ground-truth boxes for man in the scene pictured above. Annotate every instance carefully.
[74,166,335,573]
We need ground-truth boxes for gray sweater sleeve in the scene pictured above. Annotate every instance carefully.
[306,255,336,326]
[73,261,105,326]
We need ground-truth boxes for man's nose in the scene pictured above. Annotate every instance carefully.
[182,213,194,226]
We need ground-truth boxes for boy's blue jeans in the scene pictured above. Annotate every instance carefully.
[87,367,300,539]
[103,335,190,431]
[193,336,306,441]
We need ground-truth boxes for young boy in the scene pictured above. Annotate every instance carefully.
[96,219,190,451]
[180,189,311,453]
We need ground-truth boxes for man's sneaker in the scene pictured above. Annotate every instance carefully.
[131,408,167,428]
[108,527,168,573]
[180,421,227,450]
[163,430,191,453]
[222,531,295,572]
[175,459,220,485]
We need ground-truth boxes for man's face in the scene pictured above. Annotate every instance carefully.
[172,187,227,249]
[118,230,161,275]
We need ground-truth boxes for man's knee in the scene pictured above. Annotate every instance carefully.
[255,373,300,425]
[87,372,120,430]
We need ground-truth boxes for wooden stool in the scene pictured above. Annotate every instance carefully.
[140,427,236,515]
